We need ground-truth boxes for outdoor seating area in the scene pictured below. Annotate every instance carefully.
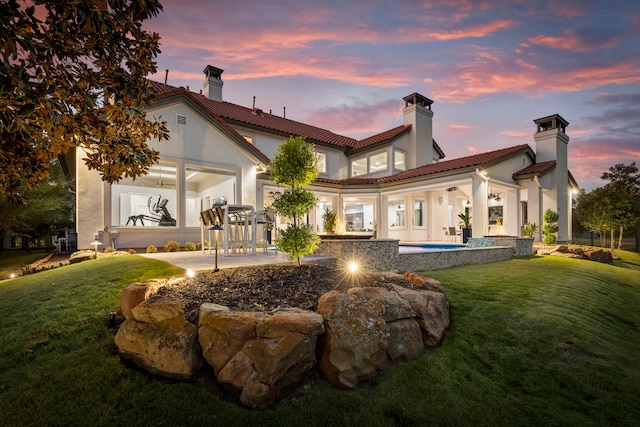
[199,203,277,256]
[444,227,461,242]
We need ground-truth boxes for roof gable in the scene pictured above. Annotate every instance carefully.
[150,83,271,165]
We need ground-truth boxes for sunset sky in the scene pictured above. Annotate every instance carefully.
[144,0,640,191]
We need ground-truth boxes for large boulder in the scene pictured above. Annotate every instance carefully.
[121,276,186,319]
[115,295,203,378]
[583,248,613,263]
[392,285,450,346]
[318,288,424,389]
[199,304,325,408]
[69,250,95,264]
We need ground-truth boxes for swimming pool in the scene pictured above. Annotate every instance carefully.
[400,243,468,251]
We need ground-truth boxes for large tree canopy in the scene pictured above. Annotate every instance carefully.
[0,0,169,205]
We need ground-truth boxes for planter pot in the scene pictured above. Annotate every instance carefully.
[462,228,472,243]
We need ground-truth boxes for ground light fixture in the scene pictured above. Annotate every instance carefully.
[186,269,196,278]
[89,240,102,258]
[209,224,224,272]
[348,261,359,273]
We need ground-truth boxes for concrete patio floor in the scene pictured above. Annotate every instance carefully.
[140,249,329,271]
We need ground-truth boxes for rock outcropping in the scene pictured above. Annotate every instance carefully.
[199,305,325,407]
[536,245,613,263]
[115,295,203,378]
[114,273,451,408]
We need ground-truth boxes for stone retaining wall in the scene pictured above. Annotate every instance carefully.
[467,237,534,257]
[115,272,451,408]
[315,238,530,271]
[396,247,514,271]
[314,239,399,270]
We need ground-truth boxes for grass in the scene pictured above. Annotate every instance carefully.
[1,251,639,426]
[0,249,49,279]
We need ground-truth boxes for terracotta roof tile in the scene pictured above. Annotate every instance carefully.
[513,160,556,177]
[150,81,357,148]
[350,125,411,150]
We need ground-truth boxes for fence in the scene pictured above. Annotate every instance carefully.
[572,231,638,251]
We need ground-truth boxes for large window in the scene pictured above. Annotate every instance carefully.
[388,199,405,227]
[350,150,389,177]
[111,161,178,227]
[185,165,236,227]
[369,152,387,172]
[343,201,374,232]
[394,149,406,170]
[315,151,327,174]
[351,157,367,176]
[414,200,425,227]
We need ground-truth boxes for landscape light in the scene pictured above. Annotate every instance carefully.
[186,269,195,278]
[348,262,359,273]
[89,240,103,257]
[209,224,224,272]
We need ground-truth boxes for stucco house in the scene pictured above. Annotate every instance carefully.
[75,65,578,251]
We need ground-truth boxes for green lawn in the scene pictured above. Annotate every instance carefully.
[1,252,639,426]
[0,249,49,279]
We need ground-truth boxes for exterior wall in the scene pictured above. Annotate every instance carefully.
[76,149,106,249]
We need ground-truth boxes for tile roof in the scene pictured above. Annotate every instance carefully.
[148,80,442,157]
[150,81,356,148]
[351,125,411,150]
[513,160,556,178]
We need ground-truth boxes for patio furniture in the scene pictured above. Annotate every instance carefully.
[252,210,277,254]
[447,227,460,242]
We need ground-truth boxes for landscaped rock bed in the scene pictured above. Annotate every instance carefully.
[114,264,451,408]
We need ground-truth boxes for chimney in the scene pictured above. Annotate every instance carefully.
[203,65,224,101]
[403,93,434,169]
[533,113,570,241]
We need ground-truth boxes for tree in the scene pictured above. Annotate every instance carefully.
[0,160,73,249]
[1,0,169,205]
[270,136,320,266]
[542,209,559,245]
[600,162,640,252]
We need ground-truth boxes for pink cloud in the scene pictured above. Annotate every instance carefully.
[529,29,619,52]
[430,53,640,102]
[301,99,402,137]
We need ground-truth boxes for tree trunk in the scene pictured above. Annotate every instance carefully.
[618,225,624,250]
[636,223,640,253]
[610,229,615,258]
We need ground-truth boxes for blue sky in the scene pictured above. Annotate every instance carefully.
[144,0,640,191]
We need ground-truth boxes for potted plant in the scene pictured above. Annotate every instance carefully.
[457,211,472,243]
[522,222,538,238]
[322,207,338,234]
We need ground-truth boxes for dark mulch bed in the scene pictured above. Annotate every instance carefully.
[157,264,418,323]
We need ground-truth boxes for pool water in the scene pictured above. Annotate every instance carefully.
[400,243,468,251]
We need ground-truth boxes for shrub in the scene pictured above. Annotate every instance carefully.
[522,223,538,237]
[184,241,196,251]
[542,209,559,245]
[103,246,114,253]
[196,240,209,251]
[146,245,157,253]
[128,248,137,254]
[163,240,180,252]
